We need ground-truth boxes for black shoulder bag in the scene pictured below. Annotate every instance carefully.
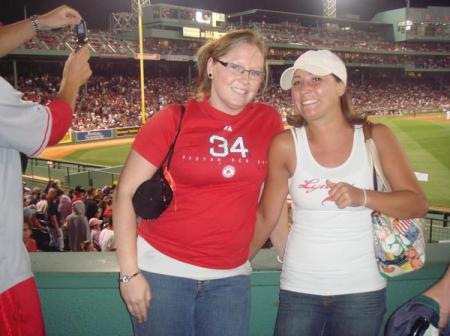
[132,105,185,220]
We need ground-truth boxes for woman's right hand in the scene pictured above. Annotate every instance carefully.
[120,274,151,323]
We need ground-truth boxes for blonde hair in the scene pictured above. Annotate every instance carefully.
[287,75,366,127]
[194,29,268,100]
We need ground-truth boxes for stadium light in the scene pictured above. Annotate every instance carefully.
[322,0,336,18]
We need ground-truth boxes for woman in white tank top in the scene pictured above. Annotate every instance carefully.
[249,50,428,336]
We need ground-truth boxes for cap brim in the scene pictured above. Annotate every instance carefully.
[280,64,333,90]
[280,67,295,90]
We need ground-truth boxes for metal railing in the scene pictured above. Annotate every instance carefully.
[425,209,450,243]
[24,158,450,242]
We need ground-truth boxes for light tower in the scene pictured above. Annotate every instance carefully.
[110,0,151,33]
[322,0,337,18]
[131,0,152,16]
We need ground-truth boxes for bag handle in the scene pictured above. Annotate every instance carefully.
[363,122,378,190]
[363,121,391,192]
[161,104,185,171]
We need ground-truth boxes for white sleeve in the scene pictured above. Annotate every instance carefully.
[0,77,52,156]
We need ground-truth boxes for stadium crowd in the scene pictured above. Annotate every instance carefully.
[5,73,449,130]
[23,180,117,253]
[251,21,450,52]
[16,20,450,58]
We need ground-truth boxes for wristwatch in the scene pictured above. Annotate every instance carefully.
[30,15,41,33]
[118,271,140,283]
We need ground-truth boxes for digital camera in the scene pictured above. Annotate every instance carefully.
[74,20,88,48]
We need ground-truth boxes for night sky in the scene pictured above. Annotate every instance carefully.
[2,0,450,28]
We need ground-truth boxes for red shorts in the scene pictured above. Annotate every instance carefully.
[0,277,46,336]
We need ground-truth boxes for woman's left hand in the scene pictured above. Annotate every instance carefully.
[326,180,365,209]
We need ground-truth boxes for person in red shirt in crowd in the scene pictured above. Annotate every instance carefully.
[114,29,284,335]
[72,185,86,203]
[23,218,37,253]
[102,197,113,221]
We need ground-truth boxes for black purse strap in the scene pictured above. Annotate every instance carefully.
[161,104,185,171]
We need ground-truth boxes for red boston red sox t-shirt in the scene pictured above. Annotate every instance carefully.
[133,98,283,269]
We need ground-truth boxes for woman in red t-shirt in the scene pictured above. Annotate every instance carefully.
[114,29,284,335]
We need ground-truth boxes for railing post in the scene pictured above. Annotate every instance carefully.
[428,218,433,243]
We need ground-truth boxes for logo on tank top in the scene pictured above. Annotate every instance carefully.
[298,178,332,205]
[222,165,235,178]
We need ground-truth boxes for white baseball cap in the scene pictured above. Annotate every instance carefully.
[280,49,347,90]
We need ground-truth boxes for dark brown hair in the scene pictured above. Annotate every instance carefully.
[194,29,268,100]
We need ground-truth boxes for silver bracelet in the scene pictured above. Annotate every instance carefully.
[30,15,41,33]
[362,189,367,207]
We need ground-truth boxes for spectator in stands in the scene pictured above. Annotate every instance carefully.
[66,188,74,199]
[23,217,37,253]
[99,217,115,252]
[24,207,47,231]
[72,185,86,202]
[102,196,113,221]
[13,70,449,131]
[114,29,283,335]
[249,50,428,336]
[46,188,64,251]
[89,217,102,251]
[94,188,104,201]
[28,187,41,206]
[66,200,90,252]
[84,187,98,220]
[36,193,48,215]
[57,188,72,223]
[0,5,91,336]
[81,240,95,252]
[44,179,62,193]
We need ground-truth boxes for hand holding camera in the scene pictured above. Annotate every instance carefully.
[74,20,88,50]
[36,5,83,31]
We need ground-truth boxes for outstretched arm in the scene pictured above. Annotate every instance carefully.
[0,5,82,57]
[45,44,91,146]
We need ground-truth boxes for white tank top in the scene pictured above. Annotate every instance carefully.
[281,126,386,295]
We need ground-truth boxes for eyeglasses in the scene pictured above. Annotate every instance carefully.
[214,59,264,81]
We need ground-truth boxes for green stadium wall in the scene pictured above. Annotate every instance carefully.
[33,244,450,336]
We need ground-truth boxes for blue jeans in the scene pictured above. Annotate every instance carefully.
[274,288,386,336]
[132,271,250,336]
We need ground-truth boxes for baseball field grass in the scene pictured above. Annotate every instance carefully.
[62,115,450,208]
[370,115,450,208]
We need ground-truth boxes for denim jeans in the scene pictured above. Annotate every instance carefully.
[132,271,250,336]
[274,288,386,336]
